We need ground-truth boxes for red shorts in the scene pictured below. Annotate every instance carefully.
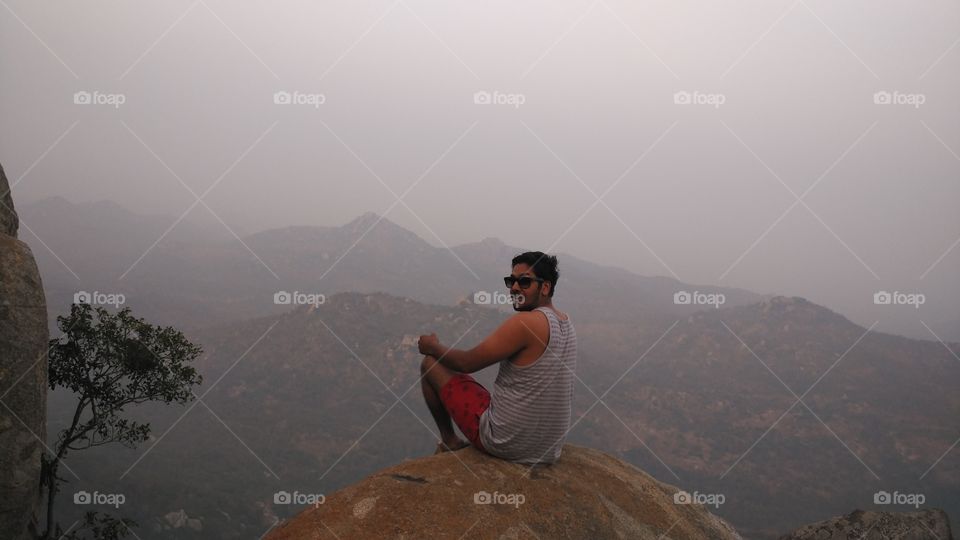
[439,373,491,452]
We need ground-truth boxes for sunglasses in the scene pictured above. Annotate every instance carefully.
[503,275,545,289]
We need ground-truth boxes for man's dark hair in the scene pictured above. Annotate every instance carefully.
[511,251,559,297]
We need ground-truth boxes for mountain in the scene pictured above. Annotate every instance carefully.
[580,296,960,537]
[240,211,471,307]
[265,444,744,540]
[46,292,960,539]
[22,198,958,538]
[17,196,252,330]
[19,196,237,252]
[21,198,766,333]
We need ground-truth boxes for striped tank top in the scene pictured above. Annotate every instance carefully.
[478,306,577,465]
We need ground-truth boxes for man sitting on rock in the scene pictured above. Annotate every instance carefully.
[418,251,577,465]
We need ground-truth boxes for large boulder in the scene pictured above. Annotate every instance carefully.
[0,161,49,540]
[0,162,16,237]
[266,444,743,539]
[779,508,954,540]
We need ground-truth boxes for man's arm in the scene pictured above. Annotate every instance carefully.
[433,314,534,374]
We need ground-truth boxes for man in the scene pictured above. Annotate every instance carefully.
[418,251,577,465]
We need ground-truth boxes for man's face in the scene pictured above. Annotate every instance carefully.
[507,263,547,311]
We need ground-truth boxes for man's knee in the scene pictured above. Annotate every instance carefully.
[421,355,455,390]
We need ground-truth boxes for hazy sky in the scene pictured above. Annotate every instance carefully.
[2,0,958,339]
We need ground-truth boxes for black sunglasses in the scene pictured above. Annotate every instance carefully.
[504,275,544,289]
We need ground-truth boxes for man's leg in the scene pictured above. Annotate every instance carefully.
[420,355,470,451]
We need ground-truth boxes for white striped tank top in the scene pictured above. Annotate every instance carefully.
[478,306,577,465]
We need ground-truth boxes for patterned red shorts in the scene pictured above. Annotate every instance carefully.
[439,373,491,452]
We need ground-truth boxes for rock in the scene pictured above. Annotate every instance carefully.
[778,508,954,540]
[154,512,206,533]
[265,444,742,540]
[0,160,49,540]
[256,500,280,528]
[0,162,16,237]
[164,509,189,528]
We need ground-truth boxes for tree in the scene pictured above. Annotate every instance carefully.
[41,303,203,539]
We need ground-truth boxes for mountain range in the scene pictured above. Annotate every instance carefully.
[19,197,764,332]
[19,198,958,538]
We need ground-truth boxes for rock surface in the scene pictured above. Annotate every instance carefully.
[0,161,49,540]
[266,444,742,540]
[0,162,16,236]
[779,508,954,540]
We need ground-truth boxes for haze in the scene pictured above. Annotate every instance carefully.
[2,0,958,340]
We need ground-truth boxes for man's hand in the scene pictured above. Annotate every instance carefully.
[418,333,440,357]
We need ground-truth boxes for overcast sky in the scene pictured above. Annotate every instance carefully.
[2,0,958,340]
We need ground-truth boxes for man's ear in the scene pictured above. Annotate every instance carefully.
[541,280,552,297]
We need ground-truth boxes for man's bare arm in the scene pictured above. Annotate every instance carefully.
[433,314,535,374]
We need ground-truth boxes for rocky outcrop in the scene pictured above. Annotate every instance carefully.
[160,509,204,532]
[0,163,16,237]
[0,161,49,540]
[265,444,742,540]
[779,508,954,540]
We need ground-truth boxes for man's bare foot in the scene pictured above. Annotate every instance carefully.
[434,438,470,454]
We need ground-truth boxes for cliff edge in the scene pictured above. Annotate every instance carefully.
[0,161,49,539]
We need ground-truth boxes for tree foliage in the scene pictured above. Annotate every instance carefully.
[40,304,203,539]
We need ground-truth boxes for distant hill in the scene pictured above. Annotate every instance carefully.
[21,198,765,332]
[47,292,960,539]
[583,295,960,537]
[19,195,238,248]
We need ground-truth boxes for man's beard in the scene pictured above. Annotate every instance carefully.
[512,290,536,311]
